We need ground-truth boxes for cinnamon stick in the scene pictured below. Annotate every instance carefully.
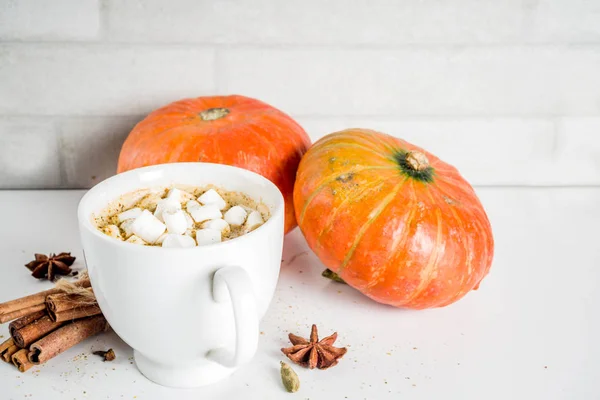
[28,315,108,365]
[12,349,33,372]
[46,292,95,313]
[0,304,46,324]
[1,344,18,362]
[9,310,46,334]
[51,305,102,323]
[0,278,91,323]
[0,337,16,362]
[11,315,66,348]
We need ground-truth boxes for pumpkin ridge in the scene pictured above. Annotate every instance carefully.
[306,142,391,163]
[338,178,407,275]
[322,131,392,153]
[354,129,398,153]
[436,174,474,194]
[429,184,473,307]
[243,121,280,164]
[467,204,493,282]
[265,113,311,153]
[121,121,202,169]
[434,181,493,303]
[297,165,399,225]
[315,179,388,247]
[402,193,444,306]
[436,176,493,267]
[364,187,419,293]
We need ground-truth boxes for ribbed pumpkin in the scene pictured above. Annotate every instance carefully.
[117,95,311,234]
[294,129,494,309]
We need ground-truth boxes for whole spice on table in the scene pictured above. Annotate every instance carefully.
[8,310,46,333]
[11,349,33,372]
[1,343,18,363]
[11,315,66,348]
[0,338,17,362]
[46,292,101,322]
[0,277,91,324]
[25,252,76,281]
[93,348,116,362]
[281,324,347,370]
[280,361,300,393]
[0,305,46,324]
[0,273,109,373]
[28,315,109,365]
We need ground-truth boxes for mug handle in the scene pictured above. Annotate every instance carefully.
[207,266,259,368]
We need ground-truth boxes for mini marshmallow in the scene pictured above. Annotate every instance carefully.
[167,187,195,203]
[155,232,168,245]
[245,211,264,232]
[154,198,182,222]
[195,229,222,245]
[189,204,222,223]
[184,211,194,228]
[163,209,188,235]
[202,218,230,234]
[120,219,135,238]
[224,205,247,226]
[198,189,227,210]
[240,205,255,213]
[102,224,122,240]
[186,200,201,211]
[126,235,147,245]
[131,210,166,243]
[117,207,143,222]
[162,234,196,248]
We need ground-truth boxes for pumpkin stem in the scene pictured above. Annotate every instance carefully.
[405,151,430,171]
[393,150,435,183]
[199,108,230,121]
[322,269,346,284]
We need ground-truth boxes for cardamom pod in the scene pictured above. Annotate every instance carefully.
[280,361,300,393]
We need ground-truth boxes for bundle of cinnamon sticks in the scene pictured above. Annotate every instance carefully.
[0,277,108,372]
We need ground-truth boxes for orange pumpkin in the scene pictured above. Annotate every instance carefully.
[294,129,494,309]
[118,95,311,233]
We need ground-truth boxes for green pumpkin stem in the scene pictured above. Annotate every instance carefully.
[393,150,435,183]
[322,269,346,284]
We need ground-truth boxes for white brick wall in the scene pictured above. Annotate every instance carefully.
[0,118,62,188]
[0,0,599,188]
[218,47,600,116]
[0,45,215,116]
[0,0,100,41]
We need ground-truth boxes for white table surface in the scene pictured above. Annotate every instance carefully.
[0,189,597,400]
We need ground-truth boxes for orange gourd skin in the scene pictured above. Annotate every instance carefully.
[294,129,494,309]
[117,95,311,234]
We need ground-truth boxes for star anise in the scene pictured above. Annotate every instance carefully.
[25,252,76,281]
[281,324,347,370]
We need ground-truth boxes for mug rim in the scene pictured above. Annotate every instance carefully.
[77,162,285,252]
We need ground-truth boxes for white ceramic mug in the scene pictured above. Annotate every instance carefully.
[77,163,285,388]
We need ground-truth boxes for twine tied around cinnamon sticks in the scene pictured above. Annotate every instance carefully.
[0,271,109,372]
